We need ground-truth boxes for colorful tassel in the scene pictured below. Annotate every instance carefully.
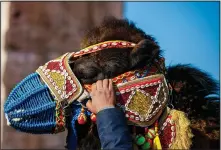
[77,108,87,124]
[153,121,162,149]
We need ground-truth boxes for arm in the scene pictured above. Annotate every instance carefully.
[87,79,133,150]
[96,107,133,150]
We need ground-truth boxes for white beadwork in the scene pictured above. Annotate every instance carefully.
[145,84,149,87]
[130,115,134,119]
[131,43,136,46]
[135,117,139,121]
[120,90,125,94]
[163,122,167,127]
[112,42,117,46]
[131,87,135,90]
[102,44,107,47]
[126,89,130,92]
[136,85,140,89]
[171,132,175,137]
[93,46,98,50]
[122,42,127,45]
[49,78,53,82]
[84,49,89,52]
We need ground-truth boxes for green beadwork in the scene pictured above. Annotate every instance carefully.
[142,142,151,150]
[135,135,146,146]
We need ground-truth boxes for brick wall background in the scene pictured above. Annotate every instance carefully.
[1,2,122,149]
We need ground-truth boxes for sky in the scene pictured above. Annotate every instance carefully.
[124,2,220,82]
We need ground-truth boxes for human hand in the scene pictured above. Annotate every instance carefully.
[86,79,116,114]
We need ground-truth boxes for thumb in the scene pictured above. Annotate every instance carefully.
[86,100,97,114]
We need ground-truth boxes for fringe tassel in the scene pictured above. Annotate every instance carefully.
[169,109,193,149]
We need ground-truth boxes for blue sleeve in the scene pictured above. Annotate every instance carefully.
[96,107,133,150]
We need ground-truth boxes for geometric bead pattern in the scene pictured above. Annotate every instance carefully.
[159,115,176,149]
[117,74,169,126]
[54,101,66,133]
[36,53,82,104]
[127,90,152,117]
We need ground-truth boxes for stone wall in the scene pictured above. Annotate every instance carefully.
[2,2,122,149]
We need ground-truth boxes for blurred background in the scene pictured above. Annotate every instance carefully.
[1,1,220,149]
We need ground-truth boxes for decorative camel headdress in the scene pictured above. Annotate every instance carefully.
[4,40,193,150]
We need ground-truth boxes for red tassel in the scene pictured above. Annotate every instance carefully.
[78,108,87,124]
[90,113,96,122]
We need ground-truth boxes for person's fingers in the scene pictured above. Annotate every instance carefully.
[103,79,109,89]
[96,80,103,90]
[108,79,113,90]
[86,100,96,114]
